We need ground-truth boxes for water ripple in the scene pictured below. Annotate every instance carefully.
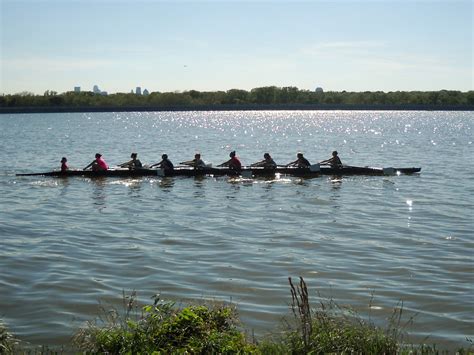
[0,111,472,349]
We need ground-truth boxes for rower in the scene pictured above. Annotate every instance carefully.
[217,151,242,171]
[60,157,68,172]
[319,151,342,168]
[250,153,277,169]
[180,153,206,169]
[286,152,311,168]
[118,152,142,169]
[83,153,109,171]
[150,154,174,172]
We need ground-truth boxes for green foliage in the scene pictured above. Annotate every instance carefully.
[71,286,474,354]
[280,311,398,353]
[72,293,256,354]
[0,320,16,354]
[5,284,474,353]
[224,88,250,104]
[281,277,398,354]
[1,88,473,110]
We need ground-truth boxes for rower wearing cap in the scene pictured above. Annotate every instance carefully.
[180,153,206,169]
[150,154,174,172]
[250,153,277,169]
[118,152,142,169]
[217,151,242,171]
[319,151,342,168]
[83,153,109,171]
[60,157,68,172]
[286,152,311,168]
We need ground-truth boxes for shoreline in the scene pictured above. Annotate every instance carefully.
[1,103,473,114]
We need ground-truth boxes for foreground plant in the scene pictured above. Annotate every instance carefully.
[0,319,17,354]
[72,291,256,353]
[258,277,399,354]
[72,283,473,354]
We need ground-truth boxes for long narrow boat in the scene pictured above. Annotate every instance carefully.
[16,165,421,178]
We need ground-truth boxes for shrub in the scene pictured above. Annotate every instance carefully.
[73,291,257,353]
[0,320,17,354]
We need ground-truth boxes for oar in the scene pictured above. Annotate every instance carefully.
[83,163,93,170]
[16,172,46,176]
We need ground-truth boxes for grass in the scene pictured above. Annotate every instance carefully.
[259,277,400,354]
[1,320,16,354]
[72,291,257,354]
[2,279,473,354]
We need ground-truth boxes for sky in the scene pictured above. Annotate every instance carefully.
[0,0,472,95]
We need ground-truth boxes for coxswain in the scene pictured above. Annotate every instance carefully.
[250,153,277,169]
[83,153,109,171]
[180,153,206,169]
[60,157,68,172]
[118,152,142,169]
[319,151,342,168]
[217,151,242,171]
[286,152,311,168]
[150,154,174,172]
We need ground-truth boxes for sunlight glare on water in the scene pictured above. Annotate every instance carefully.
[0,110,473,349]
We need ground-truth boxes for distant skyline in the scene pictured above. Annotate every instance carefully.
[1,0,472,95]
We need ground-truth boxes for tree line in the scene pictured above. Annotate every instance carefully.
[1,87,473,110]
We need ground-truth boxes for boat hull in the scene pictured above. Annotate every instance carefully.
[16,166,421,178]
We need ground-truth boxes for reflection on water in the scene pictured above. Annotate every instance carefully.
[125,179,144,199]
[329,177,342,215]
[159,177,175,191]
[90,178,107,211]
[193,177,206,198]
[225,182,240,199]
[293,178,310,186]
[58,177,70,197]
[0,111,473,350]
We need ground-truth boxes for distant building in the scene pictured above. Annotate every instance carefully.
[92,85,107,95]
[74,86,81,93]
[136,87,142,95]
[143,89,149,96]
[315,87,324,93]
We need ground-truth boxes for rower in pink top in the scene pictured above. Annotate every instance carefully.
[83,153,109,171]
[60,157,68,172]
[217,151,242,171]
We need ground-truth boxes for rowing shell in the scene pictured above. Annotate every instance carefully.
[16,165,421,178]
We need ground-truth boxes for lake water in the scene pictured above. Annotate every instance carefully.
[0,111,472,349]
